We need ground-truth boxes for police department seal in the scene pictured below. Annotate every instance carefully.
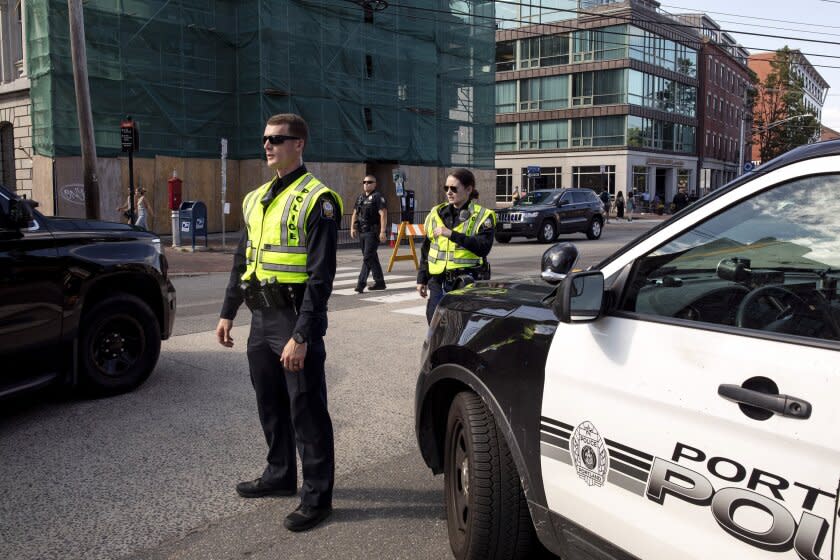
[569,421,609,487]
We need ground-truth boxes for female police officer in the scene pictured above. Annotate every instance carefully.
[416,168,496,324]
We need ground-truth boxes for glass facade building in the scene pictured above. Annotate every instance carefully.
[493,0,702,206]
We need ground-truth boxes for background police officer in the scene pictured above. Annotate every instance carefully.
[215,113,342,533]
[349,175,387,292]
[416,168,495,324]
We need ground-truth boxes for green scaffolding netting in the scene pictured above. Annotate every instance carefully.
[26,0,496,168]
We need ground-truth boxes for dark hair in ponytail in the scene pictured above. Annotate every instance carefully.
[449,168,478,200]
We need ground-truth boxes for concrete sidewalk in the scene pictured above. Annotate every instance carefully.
[162,212,669,276]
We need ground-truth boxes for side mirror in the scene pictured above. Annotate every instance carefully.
[540,242,579,284]
[552,270,604,323]
[8,197,35,228]
[557,198,568,206]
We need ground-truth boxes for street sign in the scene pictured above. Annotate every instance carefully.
[743,162,755,173]
[527,165,541,177]
[120,119,139,152]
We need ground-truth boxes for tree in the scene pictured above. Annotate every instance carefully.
[752,47,820,163]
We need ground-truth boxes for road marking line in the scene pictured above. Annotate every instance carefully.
[333,275,410,288]
[392,305,427,316]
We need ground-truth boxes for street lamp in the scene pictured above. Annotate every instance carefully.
[737,113,814,176]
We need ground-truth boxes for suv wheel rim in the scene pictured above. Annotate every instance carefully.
[92,316,145,377]
[592,220,601,237]
[543,223,554,239]
[448,419,470,537]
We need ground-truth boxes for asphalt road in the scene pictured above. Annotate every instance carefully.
[0,221,656,560]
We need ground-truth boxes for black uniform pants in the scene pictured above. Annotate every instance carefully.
[357,230,384,288]
[247,308,334,508]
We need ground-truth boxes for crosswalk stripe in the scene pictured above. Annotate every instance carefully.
[361,291,423,304]
[333,275,410,288]
[392,305,427,316]
[336,266,356,272]
[333,279,418,296]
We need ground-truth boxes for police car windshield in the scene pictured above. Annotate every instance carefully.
[519,191,561,206]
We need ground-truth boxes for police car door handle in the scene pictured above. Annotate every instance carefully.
[718,384,812,419]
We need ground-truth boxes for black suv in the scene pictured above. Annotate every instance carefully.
[495,188,604,243]
[0,185,176,398]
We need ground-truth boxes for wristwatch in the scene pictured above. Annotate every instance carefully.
[292,332,307,344]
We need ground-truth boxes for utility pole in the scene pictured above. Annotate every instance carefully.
[68,0,100,219]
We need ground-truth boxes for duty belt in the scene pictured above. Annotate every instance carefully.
[434,262,491,284]
[240,279,298,312]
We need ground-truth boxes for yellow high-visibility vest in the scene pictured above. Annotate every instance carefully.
[241,173,343,283]
[424,201,495,276]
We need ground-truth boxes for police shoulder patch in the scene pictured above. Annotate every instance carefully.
[321,199,335,219]
[483,217,493,230]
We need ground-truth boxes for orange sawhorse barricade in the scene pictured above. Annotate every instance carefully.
[387,221,425,272]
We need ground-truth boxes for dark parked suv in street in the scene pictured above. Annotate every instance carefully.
[495,188,605,243]
[0,185,176,398]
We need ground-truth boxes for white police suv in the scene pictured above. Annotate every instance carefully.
[415,139,840,560]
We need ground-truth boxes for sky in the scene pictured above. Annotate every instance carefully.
[661,0,840,131]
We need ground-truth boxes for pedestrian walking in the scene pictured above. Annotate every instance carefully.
[615,191,625,220]
[599,189,611,223]
[627,190,635,222]
[349,175,387,292]
[673,184,689,212]
[134,187,153,230]
[215,113,343,533]
[116,189,133,224]
[416,168,495,324]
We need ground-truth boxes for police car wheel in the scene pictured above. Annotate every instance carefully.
[78,294,161,396]
[444,391,536,560]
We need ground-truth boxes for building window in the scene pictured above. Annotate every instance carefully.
[496,168,513,202]
[495,124,517,152]
[632,165,647,195]
[572,116,624,147]
[496,41,515,71]
[0,122,15,189]
[520,75,569,111]
[496,81,516,113]
[520,166,562,191]
[572,165,615,194]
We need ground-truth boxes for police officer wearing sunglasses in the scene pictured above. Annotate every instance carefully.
[215,113,343,532]
[349,175,388,292]
[416,168,496,324]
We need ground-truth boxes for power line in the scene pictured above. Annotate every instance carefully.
[492,0,840,47]
[658,4,840,30]
[366,1,840,71]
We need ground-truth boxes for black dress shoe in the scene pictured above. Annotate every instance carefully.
[354,285,365,293]
[236,478,297,498]
[284,504,333,532]
[368,283,387,290]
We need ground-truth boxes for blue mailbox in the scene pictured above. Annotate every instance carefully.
[179,200,208,249]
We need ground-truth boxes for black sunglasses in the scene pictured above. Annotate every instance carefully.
[263,134,300,145]
[362,180,376,184]
[443,185,461,193]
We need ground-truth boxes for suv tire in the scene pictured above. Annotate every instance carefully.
[537,220,557,243]
[78,294,161,395]
[444,391,536,560]
[494,233,511,244]
[586,216,603,240]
